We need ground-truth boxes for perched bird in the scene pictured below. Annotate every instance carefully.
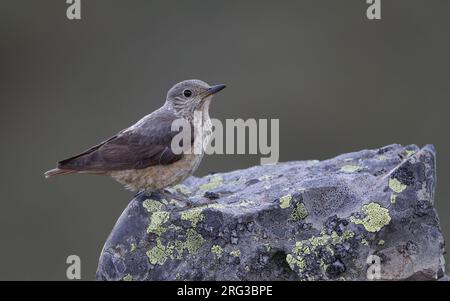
[44,79,226,192]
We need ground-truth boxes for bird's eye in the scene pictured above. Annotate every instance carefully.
[183,89,192,97]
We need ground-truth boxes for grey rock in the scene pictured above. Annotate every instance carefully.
[96,144,446,281]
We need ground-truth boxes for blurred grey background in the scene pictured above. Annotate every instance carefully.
[0,0,449,280]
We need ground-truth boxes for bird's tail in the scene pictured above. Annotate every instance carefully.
[44,168,76,178]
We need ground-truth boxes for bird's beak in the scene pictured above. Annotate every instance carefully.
[204,84,226,97]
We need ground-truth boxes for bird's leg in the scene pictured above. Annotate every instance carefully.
[147,188,192,210]
[202,191,220,203]
[134,189,149,199]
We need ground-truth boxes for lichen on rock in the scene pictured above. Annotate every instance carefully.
[230,250,241,257]
[181,207,204,228]
[199,175,223,191]
[147,211,170,235]
[340,165,361,173]
[211,245,223,258]
[279,194,292,209]
[143,199,165,213]
[350,202,391,233]
[97,144,446,281]
[389,178,407,193]
[146,238,173,265]
[290,203,308,221]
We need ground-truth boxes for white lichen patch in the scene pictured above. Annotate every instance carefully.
[230,250,241,257]
[258,175,273,181]
[237,200,255,208]
[340,165,361,173]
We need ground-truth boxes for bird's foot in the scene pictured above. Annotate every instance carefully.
[134,189,149,199]
[148,189,192,210]
[203,191,220,203]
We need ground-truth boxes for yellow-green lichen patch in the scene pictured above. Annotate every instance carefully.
[184,229,204,254]
[286,253,305,272]
[286,254,296,270]
[173,240,186,260]
[211,245,223,258]
[130,243,137,252]
[147,211,170,235]
[377,155,387,161]
[290,203,308,221]
[181,207,204,228]
[361,239,369,246]
[330,230,354,245]
[390,194,397,204]
[279,194,292,209]
[286,227,355,274]
[143,199,165,213]
[402,150,416,157]
[122,274,133,281]
[146,239,173,265]
[230,250,241,257]
[199,175,223,191]
[340,165,361,173]
[378,240,385,246]
[341,230,355,241]
[389,178,407,193]
[350,202,391,233]
[146,227,206,264]
[310,234,330,248]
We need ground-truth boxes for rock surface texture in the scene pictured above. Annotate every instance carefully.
[96,144,446,281]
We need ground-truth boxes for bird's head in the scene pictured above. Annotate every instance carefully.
[165,79,226,118]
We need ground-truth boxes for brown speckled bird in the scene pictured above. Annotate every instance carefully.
[44,79,226,192]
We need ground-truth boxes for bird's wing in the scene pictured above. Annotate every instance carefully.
[57,111,191,171]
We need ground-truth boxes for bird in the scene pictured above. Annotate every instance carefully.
[44,79,226,192]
